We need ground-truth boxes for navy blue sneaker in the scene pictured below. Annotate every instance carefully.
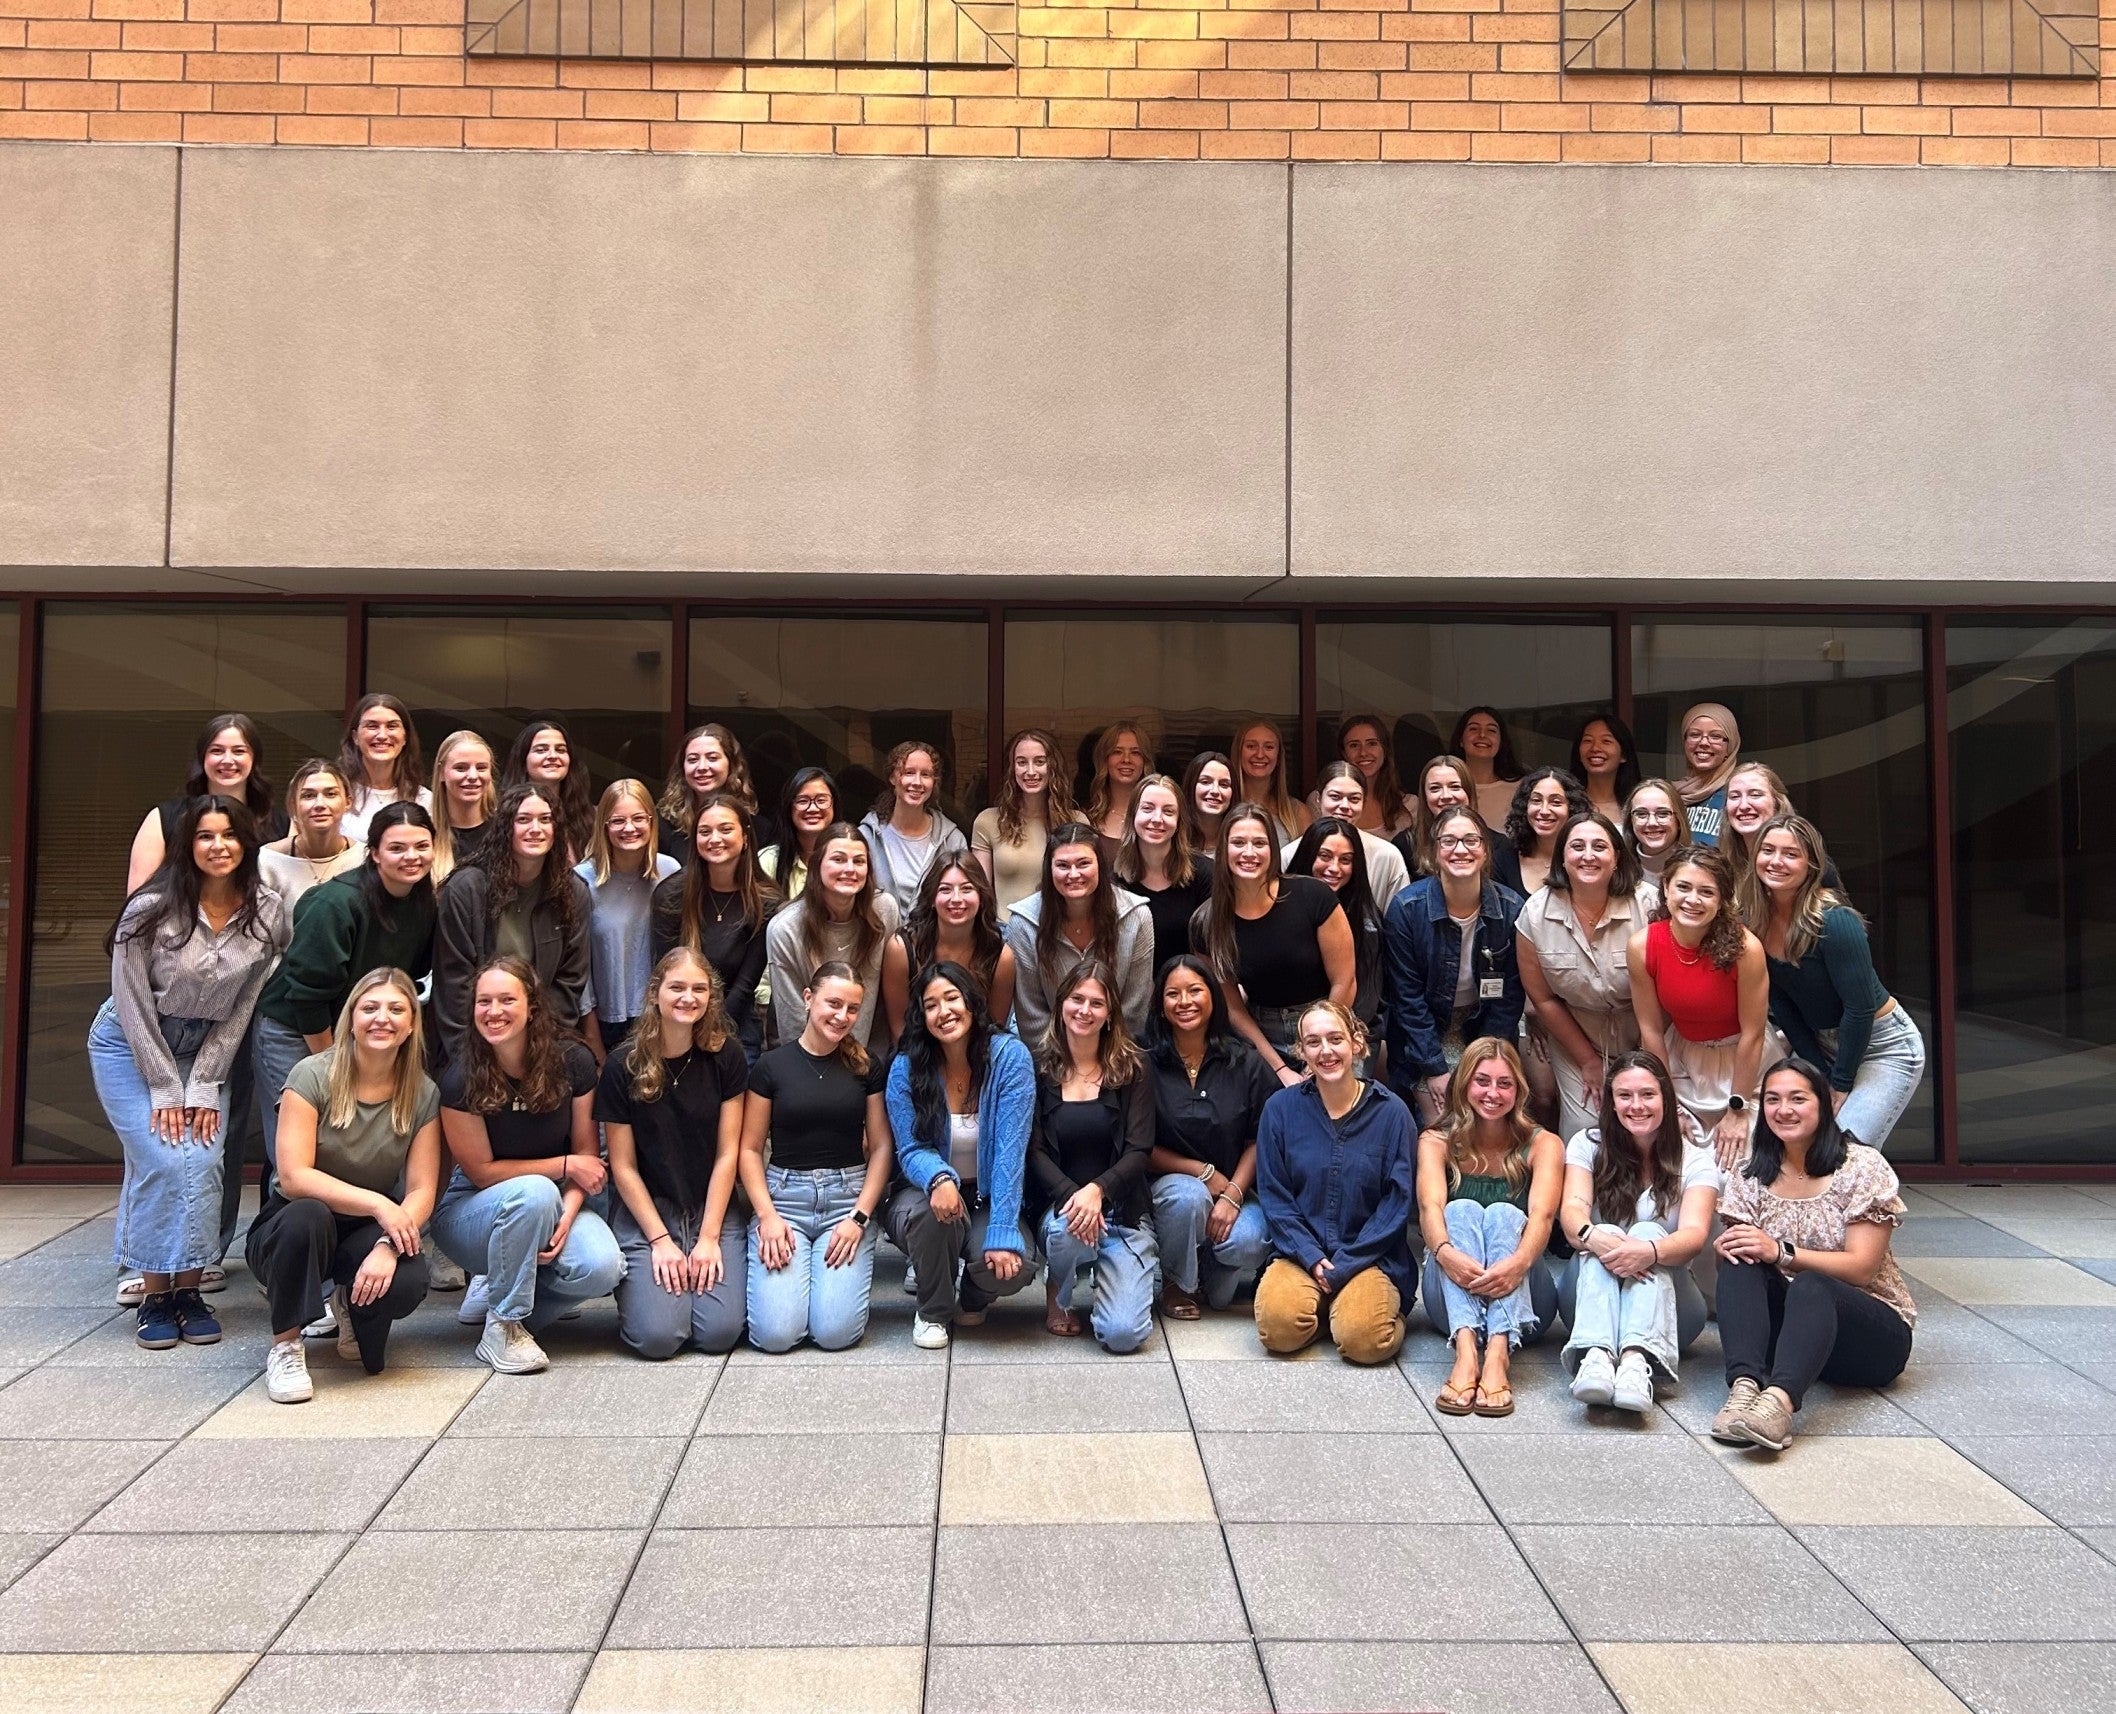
[137,1292,180,1350]
[171,1288,222,1346]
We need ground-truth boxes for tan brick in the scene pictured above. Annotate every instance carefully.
[212,25,309,51]
[1020,67,1109,96]
[306,83,397,114]
[399,85,489,116]
[2044,107,2116,137]
[490,87,583,118]
[1409,97,1497,128]
[86,48,182,77]
[1377,71,1469,99]
[212,81,302,111]
[834,68,925,95]
[1681,103,1769,133]
[651,62,744,91]
[863,95,951,125]
[1381,126,1470,158]
[1861,104,1948,135]
[1289,68,1378,97]
[1290,13,1379,41]
[928,124,1020,154]
[584,89,676,121]
[1771,105,1859,133]
[1743,132,1829,162]
[928,69,1020,94]
[27,77,116,108]
[1561,130,1650,161]
[466,56,557,86]
[1830,133,1918,164]
[277,111,368,142]
[1228,41,1316,68]
[184,51,277,81]
[1919,77,2008,105]
[396,26,463,54]
[1589,101,1676,132]
[182,110,275,141]
[647,119,741,152]
[1202,126,1291,156]
[1110,125,1197,155]
[117,76,209,107]
[91,106,179,136]
[1051,97,1137,125]
[1049,42,1139,67]
[184,0,279,18]
[1408,42,1495,70]
[1140,96,1229,125]
[1652,74,1737,102]
[1111,11,1203,39]
[1230,96,1318,125]
[308,25,402,52]
[118,21,210,48]
[1111,67,1200,95]
[463,117,560,148]
[1740,74,1829,103]
[833,123,925,154]
[1381,12,1475,41]
[742,64,836,93]
[0,108,89,136]
[1829,75,1916,105]
[1575,72,1651,101]
[1020,5,1110,36]
[368,114,462,145]
[1319,98,1405,126]
[375,0,463,22]
[1203,13,1292,42]
[1476,12,1561,41]
[1920,134,2008,164]
[1021,124,1111,155]
[29,21,122,46]
[1650,131,1739,161]
[278,55,375,84]
[556,118,649,149]
[1471,128,1558,159]
[1137,40,1225,67]
[9,0,92,18]
[1318,41,1405,69]
[1950,107,2040,136]
[2011,136,2097,167]
[676,91,768,122]
[1498,41,1559,71]
[371,53,466,85]
[770,92,861,123]
[1499,98,1586,129]
[1292,127,1379,157]
[90,0,186,17]
[280,0,374,21]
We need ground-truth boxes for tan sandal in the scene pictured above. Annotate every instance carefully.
[1435,1376,1478,1417]
[1472,1383,1515,1418]
[1044,1284,1082,1338]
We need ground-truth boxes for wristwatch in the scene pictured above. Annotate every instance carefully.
[1778,1237,1796,1267]
[1726,1094,1748,1115]
[850,1209,870,1229]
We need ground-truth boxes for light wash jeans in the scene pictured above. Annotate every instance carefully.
[1559,1220,1707,1382]
[1420,1199,1553,1350]
[1825,1005,1926,1155]
[613,1199,747,1359]
[91,999,224,1277]
[1149,1172,1270,1308]
[1042,1208,1160,1354]
[746,1165,879,1353]
[432,1171,623,1330]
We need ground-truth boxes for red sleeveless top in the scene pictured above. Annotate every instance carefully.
[1643,919,1742,1043]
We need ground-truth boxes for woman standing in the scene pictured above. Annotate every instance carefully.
[577,780,681,1060]
[1004,822,1155,1046]
[1517,811,1657,1139]
[857,740,967,915]
[881,857,1015,1042]
[258,759,365,909]
[1569,715,1643,822]
[658,723,758,855]
[1253,1001,1412,1364]
[1330,714,1412,835]
[432,785,592,1067]
[1183,751,1236,854]
[649,791,776,1054]
[1113,774,1214,964]
[1711,1058,1914,1451]
[1721,763,1844,894]
[1556,1051,1716,1415]
[1674,701,1743,846]
[757,767,837,903]
[434,958,621,1373]
[971,728,1073,922]
[1284,816,1385,1035]
[1398,754,1474,880]
[93,797,288,1349]
[600,948,751,1359]
[741,962,893,1352]
[1451,706,1527,833]
[1192,807,1356,1085]
[884,961,1039,1348]
[1381,807,1525,1126]
[1031,962,1158,1352]
[1083,722,1154,867]
[1233,717,1310,843]
[764,825,900,1051]
[428,729,496,884]
[1145,955,1276,1317]
[248,969,440,1403]
[1623,778,1691,886]
[1628,845,1776,1167]
[1495,767,1588,898]
[1302,762,1411,906]
[337,693,431,841]
[1417,1038,1565,1416]
[127,713,284,891]
[1740,815,1925,1154]
[502,718,594,866]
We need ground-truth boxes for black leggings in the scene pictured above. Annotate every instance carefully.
[1718,1260,1912,1409]
[245,1196,430,1373]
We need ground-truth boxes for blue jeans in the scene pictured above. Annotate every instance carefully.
[1149,1172,1270,1308]
[432,1171,623,1331]
[1559,1221,1707,1381]
[613,1200,747,1358]
[746,1165,878,1353]
[1042,1207,1160,1355]
[1420,1199,1555,1350]
[91,999,223,1277]
[1826,1005,1926,1155]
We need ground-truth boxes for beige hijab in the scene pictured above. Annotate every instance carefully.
[1675,702,1743,804]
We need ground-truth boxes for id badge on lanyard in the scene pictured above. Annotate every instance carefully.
[1477,938,1504,1002]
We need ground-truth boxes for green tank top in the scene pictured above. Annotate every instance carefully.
[1455,1170,1528,1211]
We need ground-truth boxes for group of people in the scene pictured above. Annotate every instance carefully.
[91,695,1919,1450]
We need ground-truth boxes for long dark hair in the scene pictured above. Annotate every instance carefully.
[183,713,277,823]
[1570,712,1643,805]
[1746,1057,1851,1182]
[796,824,888,980]
[455,955,571,1115]
[1591,1049,1687,1225]
[338,693,425,799]
[1449,705,1525,783]
[502,716,593,862]
[472,782,580,936]
[769,766,838,880]
[680,790,777,938]
[660,722,758,826]
[357,800,437,932]
[1034,956,1143,1087]
[1504,766,1590,856]
[1335,713,1409,834]
[1033,820,1121,990]
[904,856,1005,997]
[1286,813,1377,933]
[1196,804,1283,987]
[1141,952,1239,1066]
[902,960,994,1153]
[108,794,271,954]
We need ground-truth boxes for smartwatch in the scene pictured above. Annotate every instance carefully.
[1778,1237,1796,1267]
[850,1209,870,1229]
[1726,1094,1748,1115]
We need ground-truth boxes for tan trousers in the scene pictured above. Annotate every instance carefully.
[1254,1258,1406,1365]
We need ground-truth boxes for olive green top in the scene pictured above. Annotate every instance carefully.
[1453,1170,1528,1212]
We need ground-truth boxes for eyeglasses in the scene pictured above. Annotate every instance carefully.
[1437,834,1484,852]
[792,795,832,812]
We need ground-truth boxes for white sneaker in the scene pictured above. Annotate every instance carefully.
[1612,1350,1656,1413]
[426,1247,466,1292]
[912,1314,950,1350]
[331,1288,359,1362]
[476,1314,549,1375]
[265,1339,313,1404]
[302,1299,339,1341]
[1570,1347,1617,1407]
[456,1274,490,1325]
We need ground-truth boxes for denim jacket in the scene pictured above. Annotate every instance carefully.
[886,1032,1036,1254]
[1255,1078,1415,1298]
[1381,875,1526,1091]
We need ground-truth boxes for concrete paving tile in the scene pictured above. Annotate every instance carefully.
[1894,1298,2048,1364]
[1589,1643,1969,1714]
[942,1299,1167,1365]
[1977,1217,2116,1260]
[222,1651,588,1713]
[375,1436,682,1531]
[1893,1219,2053,1259]
[723,1298,947,1367]
[280,1528,641,1652]
[609,1527,931,1648]
[940,1432,1215,1525]
[0,1438,166,1532]
[5,1217,118,1261]
[932,1523,1245,1644]
[0,1218,85,1261]
[1263,1640,1622,1714]
[2074,1257,2116,1286]
[1796,1525,2116,1640]
[445,1361,709,1438]
[1228,1522,1564,1641]
[0,1531,351,1651]
[1515,1524,1886,1642]
[0,1187,120,1219]
[578,1647,923,1713]
[195,1364,486,1440]
[1181,1360,1432,1433]
[698,1363,943,1436]
[1403,1360,1686,1434]
[1198,1430,1491,1524]
[661,1433,940,1529]
[1975,1304,2116,1363]
[926,1642,1268,1713]
[0,1364,252,1439]
[1899,1189,1969,1218]
[89,1439,428,1534]
[945,1361,1189,1434]
[1458,1433,1772,1525]
[1916,1643,2116,1714]
[0,1304,116,1367]
[1162,1312,1321,1362]
[1712,1436,2053,1527]
[1901,1257,2116,1308]
[1660,1376,1928,1438]
[2081,1529,2116,1566]
[1949,1436,2116,1525]
[0,1258,129,1307]
[1920,1187,2111,1221]
[46,1299,275,1368]
[0,1654,254,1714]
[0,1534,57,1592]
[1888,1361,2116,1438]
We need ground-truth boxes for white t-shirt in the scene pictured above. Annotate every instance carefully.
[341,784,433,842]
[949,1110,980,1185]
[1564,1128,1720,1224]
[1449,913,1479,1011]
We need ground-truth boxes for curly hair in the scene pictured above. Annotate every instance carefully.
[1503,766,1590,857]
[993,727,1076,844]
[1653,844,1747,971]
[455,955,572,1116]
[474,782,581,939]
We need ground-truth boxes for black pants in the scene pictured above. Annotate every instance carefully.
[1718,1259,1912,1409]
[245,1196,430,1373]
[215,1022,259,1261]
[883,1181,1038,1325]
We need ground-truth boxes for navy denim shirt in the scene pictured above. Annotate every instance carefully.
[1255,1078,1416,1300]
[1381,875,1526,1092]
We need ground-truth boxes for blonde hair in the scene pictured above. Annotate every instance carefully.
[324,968,429,1138]
[624,947,733,1101]
[1233,716,1305,839]
[1734,812,1856,962]
[586,778,661,886]
[1434,1036,1538,1196]
[1293,998,1368,1067]
[1034,958,1144,1088]
[429,729,496,882]
[1113,773,1197,889]
[1084,722,1156,828]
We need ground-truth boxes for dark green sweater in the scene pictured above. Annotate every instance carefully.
[257,872,437,1037]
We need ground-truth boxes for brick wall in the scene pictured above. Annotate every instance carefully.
[2,0,2112,166]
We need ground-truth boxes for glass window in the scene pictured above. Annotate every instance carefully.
[1632,617,1935,1163]
[1948,618,2116,1165]
[689,612,988,826]
[22,606,346,1165]
[0,603,17,1101]
[1006,612,1299,800]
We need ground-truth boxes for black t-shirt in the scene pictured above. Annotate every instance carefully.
[1117,856,1214,965]
[1148,1038,1278,1176]
[1046,1095,1122,1192]
[440,1040,598,1162]
[1230,874,1343,1008]
[748,1041,887,1173]
[594,1037,749,1217]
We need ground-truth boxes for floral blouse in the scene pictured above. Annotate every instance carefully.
[1718,1142,1916,1326]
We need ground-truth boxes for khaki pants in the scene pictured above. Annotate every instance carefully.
[1254,1258,1406,1365]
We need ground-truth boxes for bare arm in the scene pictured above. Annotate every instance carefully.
[880,937,910,1048]
[126,809,166,894]
[988,945,1017,1034]
[1627,930,1668,1063]
[1318,905,1357,1010]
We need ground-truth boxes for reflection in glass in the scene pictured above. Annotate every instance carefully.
[0,605,16,1083]
[1949,619,2116,1165]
